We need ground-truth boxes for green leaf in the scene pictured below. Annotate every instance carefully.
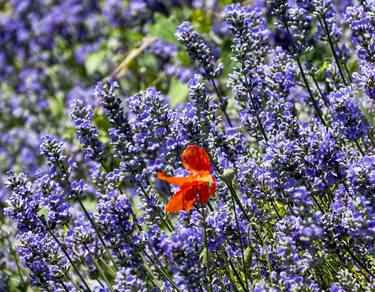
[63,127,75,140]
[191,9,212,33]
[49,93,65,121]
[315,60,331,80]
[37,207,48,218]
[167,77,189,107]
[177,51,191,67]
[82,199,97,212]
[94,111,111,135]
[220,0,233,5]
[201,247,209,265]
[244,246,252,266]
[146,14,179,45]
[85,50,107,75]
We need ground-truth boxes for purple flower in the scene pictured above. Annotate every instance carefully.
[328,86,367,141]
[17,231,69,288]
[176,21,222,78]
[346,3,374,63]
[70,99,104,162]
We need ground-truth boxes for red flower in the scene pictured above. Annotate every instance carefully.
[157,145,216,212]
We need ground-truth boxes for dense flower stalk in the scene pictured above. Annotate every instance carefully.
[176,22,221,79]
[70,99,104,162]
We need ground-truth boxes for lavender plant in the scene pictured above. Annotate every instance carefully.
[2,0,375,291]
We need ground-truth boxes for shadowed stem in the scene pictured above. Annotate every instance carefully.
[96,278,105,288]
[270,201,282,220]
[355,140,365,156]
[296,58,327,127]
[303,52,330,108]
[116,223,174,290]
[96,167,179,290]
[140,253,160,287]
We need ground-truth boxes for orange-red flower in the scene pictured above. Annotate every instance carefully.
[157,145,216,212]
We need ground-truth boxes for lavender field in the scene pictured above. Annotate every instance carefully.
[0,0,374,291]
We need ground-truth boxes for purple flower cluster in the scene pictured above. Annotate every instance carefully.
[2,0,375,291]
[176,21,222,78]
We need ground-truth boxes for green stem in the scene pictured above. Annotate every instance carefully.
[67,277,83,291]
[310,193,325,214]
[42,221,92,292]
[228,192,250,290]
[343,245,374,280]
[140,253,160,287]
[134,220,180,291]
[139,184,174,232]
[282,15,327,127]
[254,225,273,286]
[99,257,116,276]
[308,64,329,108]
[243,73,269,142]
[200,203,214,292]
[142,250,181,291]
[78,199,118,271]
[84,244,114,292]
[296,59,327,127]
[277,182,297,216]
[355,140,365,156]
[343,62,353,83]
[226,256,248,292]
[320,15,348,86]
[221,266,241,291]
[210,79,233,127]
[102,161,174,231]
[209,158,263,243]
[270,201,282,220]
[60,281,69,292]
[7,238,25,285]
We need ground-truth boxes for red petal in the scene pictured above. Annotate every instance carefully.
[157,172,196,186]
[165,184,197,212]
[196,183,210,204]
[185,180,211,204]
[210,176,216,198]
[181,145,211,174]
